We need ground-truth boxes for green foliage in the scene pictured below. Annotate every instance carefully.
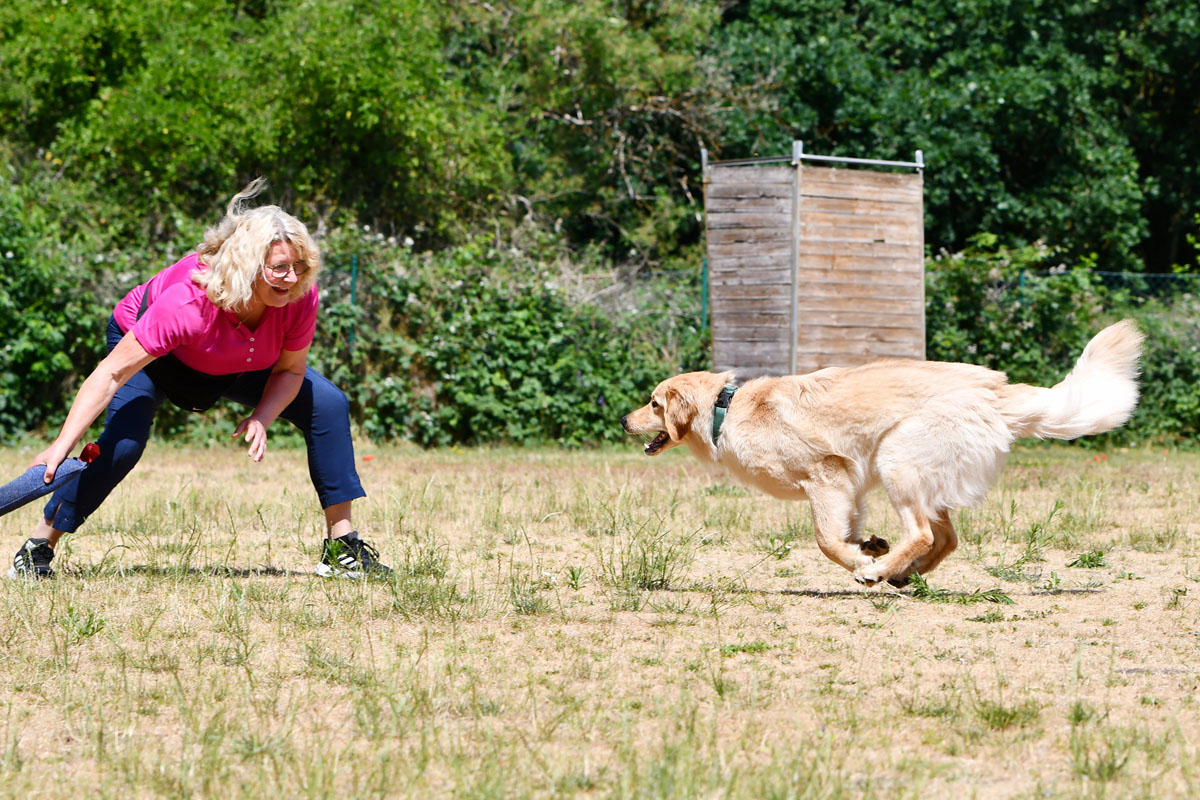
[442,0,722,263]
[0,151,111,436]
[909,573,1015,604]
[2,0,1199,445]
[1067,550,1107,569]
[308,227,708,446]
[0,0,510,245]
[3,0,1199,271]
[925,234,1116,386]
[714,0,1198,272]
[926,235,1200,442]
[1118,292,1200,440]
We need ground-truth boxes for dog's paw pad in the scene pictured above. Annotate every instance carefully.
[859,536,890,557]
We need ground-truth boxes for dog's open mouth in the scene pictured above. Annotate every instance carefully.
[643,432,670,455]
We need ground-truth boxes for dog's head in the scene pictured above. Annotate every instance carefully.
[620,372,727,456]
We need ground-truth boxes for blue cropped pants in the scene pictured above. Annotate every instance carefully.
[42,316,365,533]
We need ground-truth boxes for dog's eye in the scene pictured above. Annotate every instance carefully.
[651,400,659,409]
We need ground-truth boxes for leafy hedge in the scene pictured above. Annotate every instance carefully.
[927,235,1200,443]
[3,198,1197,445]
[0,155,109,436]
[307,231,709,446]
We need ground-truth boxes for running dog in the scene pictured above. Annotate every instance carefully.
[620,321,1143,587]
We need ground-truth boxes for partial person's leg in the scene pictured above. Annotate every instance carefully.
[226,366,366,524]
[12,317,165,578]
[323,501,354,540]
[38,318,166,547]
[225,368,385,578]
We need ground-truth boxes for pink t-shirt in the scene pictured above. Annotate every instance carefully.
[113,253,318,375]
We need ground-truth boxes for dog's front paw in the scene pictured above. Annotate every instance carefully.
[854,565,885,587]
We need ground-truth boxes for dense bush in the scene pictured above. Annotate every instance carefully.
[926,235,1200,443]
[309,231,1196,447]
[307,228,709,446]
[4,0,1197,271]
[0,0,509,246]
[0,153,111,436]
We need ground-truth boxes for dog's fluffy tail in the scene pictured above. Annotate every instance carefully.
[999,320,1144,440]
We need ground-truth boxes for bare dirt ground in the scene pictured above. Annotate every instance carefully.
[0,440,1197,797]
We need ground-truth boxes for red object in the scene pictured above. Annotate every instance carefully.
[362,455,375,462]
[80,442,101,463]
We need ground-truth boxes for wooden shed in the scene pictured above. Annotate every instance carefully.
[703,142,926,376]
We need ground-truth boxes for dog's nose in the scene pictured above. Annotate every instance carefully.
[619,414,629,431]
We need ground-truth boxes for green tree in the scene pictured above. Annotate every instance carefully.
[0,151,110,437]
[1,0,512,246]
[442,0,725,264]
[714,0,1198,272]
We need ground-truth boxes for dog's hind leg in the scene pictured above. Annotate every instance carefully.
[854,470,937,586]
[886,510,958,587]
[916,510,958,575]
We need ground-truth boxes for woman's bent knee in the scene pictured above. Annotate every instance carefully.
[311,377,351,420]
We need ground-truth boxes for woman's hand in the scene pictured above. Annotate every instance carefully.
[29,441,74,484]
[234,345,308,464]
[233,417,269,462]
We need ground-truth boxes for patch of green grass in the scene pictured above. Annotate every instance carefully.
[1125,524,1183,552]
[909,574,1014,605]
[702,484,751,498]
[973,696,1042,731]
[593,511,699,592]
[1070,726,1133,782]
[1067,550,1107,569]
[720,640,771,657]
[1068,700,1102,726]
[57,603,107,646]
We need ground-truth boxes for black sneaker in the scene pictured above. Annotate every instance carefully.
[315,533,392,580]
[8,538,55,579]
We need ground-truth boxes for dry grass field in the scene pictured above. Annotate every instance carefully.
[0,440,1198,798]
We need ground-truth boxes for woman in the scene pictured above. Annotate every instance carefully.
[9,179,390,580]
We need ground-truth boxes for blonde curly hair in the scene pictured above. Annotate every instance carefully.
[193,178,320,310]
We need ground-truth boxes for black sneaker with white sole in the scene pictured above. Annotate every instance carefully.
[8,537,55,579]
[315,533,392,580]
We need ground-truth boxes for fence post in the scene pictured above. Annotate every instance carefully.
[348,253,359,355]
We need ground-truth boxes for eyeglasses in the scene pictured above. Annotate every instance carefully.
[263,261,309,278]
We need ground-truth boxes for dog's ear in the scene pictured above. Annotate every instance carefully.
[662,385,696,441]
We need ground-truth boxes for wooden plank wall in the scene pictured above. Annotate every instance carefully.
[704,164,794,374]
[703,162,924,375]
[794,165,924,372]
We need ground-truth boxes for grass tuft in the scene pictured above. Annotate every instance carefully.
[909,573,1014,605]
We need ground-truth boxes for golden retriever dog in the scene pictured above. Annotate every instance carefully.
[621,321,1144,587]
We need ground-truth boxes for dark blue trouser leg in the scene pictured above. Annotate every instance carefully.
[222,368,365,509]
[43,318,166,532]
[43,316,365,532]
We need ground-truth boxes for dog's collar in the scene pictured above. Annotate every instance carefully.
[712,384,738,442]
